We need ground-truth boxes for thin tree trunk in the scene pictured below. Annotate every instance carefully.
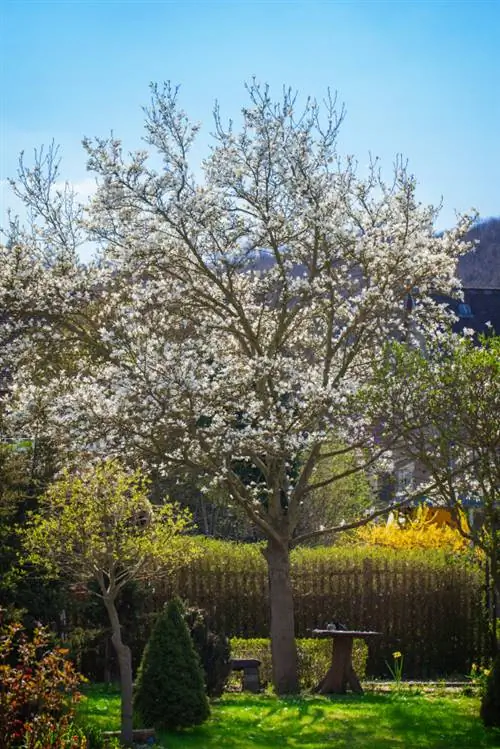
[263,538,299,694]
[103,596,134,746]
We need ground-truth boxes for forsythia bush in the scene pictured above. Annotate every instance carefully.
[354,509,471,553]
[0,614,86,748]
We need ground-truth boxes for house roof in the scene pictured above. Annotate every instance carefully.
[433,288,500,336]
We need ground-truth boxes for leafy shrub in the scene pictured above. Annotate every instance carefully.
[183,604,231,698]
[230,637,368,691]
[134,597,210,729]
[73,721,105,749]
[0,613,86,748]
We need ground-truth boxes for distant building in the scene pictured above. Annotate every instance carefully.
[436,287,500,336]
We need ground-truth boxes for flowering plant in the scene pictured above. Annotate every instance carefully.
[386,651,404,689]
[0,613,87,747]
[470,662,491,697]
[1,80,473,694]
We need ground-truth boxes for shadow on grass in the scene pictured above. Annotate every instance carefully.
[77,686,500,749]
[159,693,500,749]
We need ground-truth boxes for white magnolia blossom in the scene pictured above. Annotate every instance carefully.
[0,82,473,547]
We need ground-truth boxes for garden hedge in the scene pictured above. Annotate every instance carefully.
[230,637,368,691]
[67,540,489,680]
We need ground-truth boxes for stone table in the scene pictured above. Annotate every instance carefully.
[311,629,381,694]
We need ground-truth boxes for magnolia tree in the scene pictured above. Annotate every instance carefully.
[22,459,195,745]
[1,82,472,693]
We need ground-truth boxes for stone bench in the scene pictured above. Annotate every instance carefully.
[230,657,261,692]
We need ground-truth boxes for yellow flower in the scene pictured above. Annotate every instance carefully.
[393,651,402,659]
[484,669,491,677]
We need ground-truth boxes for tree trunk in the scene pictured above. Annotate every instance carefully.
[263,538,299,694]
[104,596,134,746]
[490,564,499,655]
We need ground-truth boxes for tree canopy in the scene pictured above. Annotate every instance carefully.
[2,81,473,692]
[22,459,196,744]
[369,333,500,573]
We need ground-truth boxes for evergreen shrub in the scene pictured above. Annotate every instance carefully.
[133,597,209,730]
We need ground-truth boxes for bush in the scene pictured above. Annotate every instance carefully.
[154,540,485,679]
[65,539,487,681]
[230,637,368,691]
[183,604,231,698]
[353,507,471,552]
[0,613,86,748]
[134,597,210,729]
[480,653,500,727]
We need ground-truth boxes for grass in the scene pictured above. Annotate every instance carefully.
[78,683,500,748]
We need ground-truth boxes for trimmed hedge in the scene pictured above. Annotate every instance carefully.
[230,637,368,691]
[66,540,488,681]
[153,539,488,679]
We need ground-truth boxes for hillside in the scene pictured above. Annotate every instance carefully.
[458,217,500,288]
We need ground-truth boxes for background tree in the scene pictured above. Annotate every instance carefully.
[0,436,63,626]
[1,82,472,693]
[368,334,500,639]
[296,441,373,544]
[21,459,196,746]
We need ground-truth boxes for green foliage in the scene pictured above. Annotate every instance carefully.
[297,441,373,543]
[183,604,232,698]
[230,637,367,690]
[21,459,199,745]
[22,459,195,588]
[0,613,86,748]
[368,335,500,574]
[481,652,500,727]
[0,440,63,625]
[134,598,210,730]
[59,538,487,683]
[75,722,105,749]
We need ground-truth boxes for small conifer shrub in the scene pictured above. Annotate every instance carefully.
[134,597,210,729]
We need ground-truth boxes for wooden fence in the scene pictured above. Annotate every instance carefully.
[151,553,488,679]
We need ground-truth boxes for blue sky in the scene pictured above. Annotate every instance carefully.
[1,0,499,239]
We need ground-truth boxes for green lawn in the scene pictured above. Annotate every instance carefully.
[78,684,500,748]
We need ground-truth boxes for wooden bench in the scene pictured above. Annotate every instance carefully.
[230,657,261,692]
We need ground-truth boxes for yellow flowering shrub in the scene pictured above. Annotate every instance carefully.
[354,508,471,553]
